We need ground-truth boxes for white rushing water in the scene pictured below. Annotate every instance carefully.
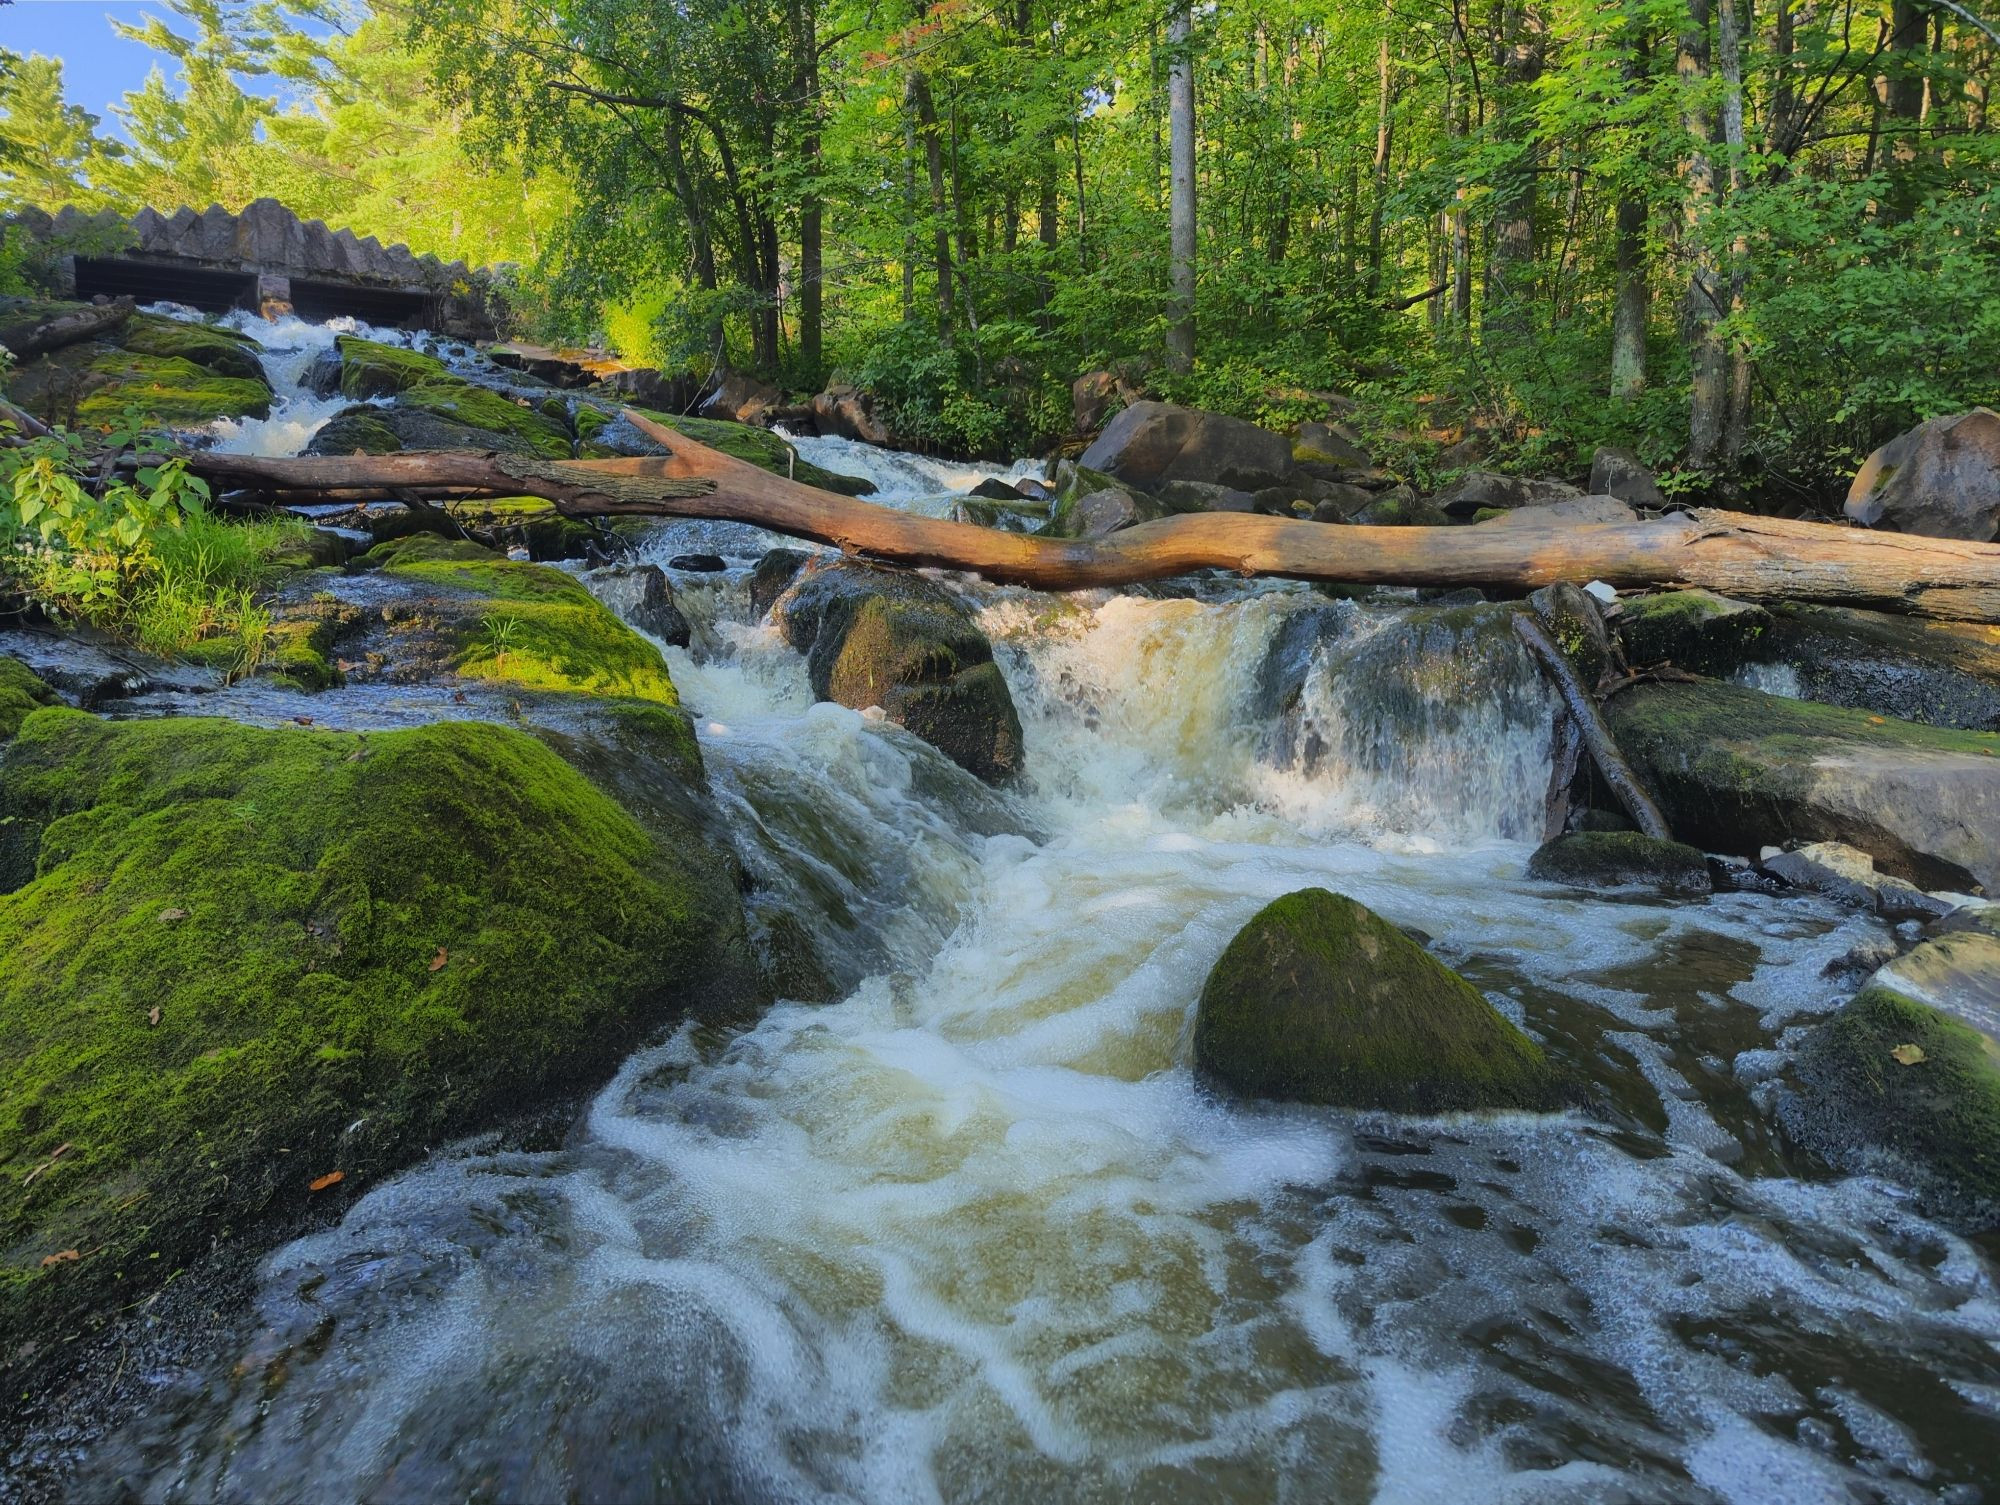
[99,322,2000,1503]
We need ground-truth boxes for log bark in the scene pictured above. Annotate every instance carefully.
[183,414,2000,623]
[1514,614,1674,841]
[0,298,135,361]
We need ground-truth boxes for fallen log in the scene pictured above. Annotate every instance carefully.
[0,298,135,361]
[1513,614,1674,840]
[183,415,2000,623]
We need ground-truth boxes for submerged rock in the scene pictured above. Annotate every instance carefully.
[1783,930,2000,1230]
[1526,832,1712,897]
[1845,408,2000,542]
[1192,888,1558,1113]
[772,561,1024,783]
[0,709,758,1353]
[1079,400,1296,493]
[1758,841,1956,921]
[1606,680,2000,893]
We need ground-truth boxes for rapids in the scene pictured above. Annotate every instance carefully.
[73,324,2000,1502]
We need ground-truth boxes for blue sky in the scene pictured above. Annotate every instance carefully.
[2,0,176,129]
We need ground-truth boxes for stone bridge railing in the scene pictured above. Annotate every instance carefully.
[7,198,502,339]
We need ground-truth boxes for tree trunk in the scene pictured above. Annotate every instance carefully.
[186,422,2000,622]
[1679,0,1728,472]
[906,69,955,337]
[1165,0,1197,374]
[791,0,824,379]
[1717,0,1751,467]
[1485,0,1543,343]
[1610,25,1649,399]
[1366,31,1396,298]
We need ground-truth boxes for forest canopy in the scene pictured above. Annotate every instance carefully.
[2,0,1998,487]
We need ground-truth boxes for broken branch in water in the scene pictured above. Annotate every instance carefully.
[182,413,2000,623]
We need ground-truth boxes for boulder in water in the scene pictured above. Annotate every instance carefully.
[1751,605,2000,731]
[966,477,1025,502]
[5,340,271,429]
[810,382,892,446]
[1192,888,1558,1113]
[706,370,782,426]
[1845,408,2000,542]
[1078,400,1296,493]
[749,548,812,618]
[113,311,267,384]
[1617,589,1772,675]
[772,561,1024,783]
[1606,680,2000,893]
[1757,841,1955,921]
[589,564,692,648]
[1781,930,2000,1229]
[1475,495,1639,529]
[1526,832,1712,896]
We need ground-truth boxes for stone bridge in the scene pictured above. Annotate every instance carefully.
[8,198,501,339]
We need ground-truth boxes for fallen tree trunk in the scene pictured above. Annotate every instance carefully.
[185,413,2000,623]
[1513,614,1674,840]
[0,298,134,361]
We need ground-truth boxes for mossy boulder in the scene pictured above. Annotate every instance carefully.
[399,378,573,459]
[1526,832,1712,897]
[5,341,271,430]
[113,312,267,384]
[0,656,56,744]
[305,406,405,456]
[1606,680,2000,893]
[1043,464,1166,539]
[334,335,449,398]
[1783,969,2000,1230]
[1192,888,1558,1113]
[1617,589,1772,676]
[772,561,1024,783]
[0,710,758,1353]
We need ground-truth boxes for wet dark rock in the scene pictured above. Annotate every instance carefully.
[1587,446,1666,509]
[1525,832,1713,897]
[1050,483,1163,539]
[1159,478,1260,513]
[1605,680,2000,893]
[1079,400,1295,493]
[1354,486,1447,527]
[1617,590,1772,676]
[1529,582,1613,685]
[1430,472,1582,518]
[1193,888,1559,1112]
[967,477,1025,501]
[1752,605,2000,731]
[1758,841,1957,921]
[748,548,812,618]
[1845,408,2000,542]
[668,553,728,573]
[952,497,1047,532]
[588,565,691,648]
[1308,480,1377,521]
[771,561,1024,783]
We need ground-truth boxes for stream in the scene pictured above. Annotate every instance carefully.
[71,315,2000,1502]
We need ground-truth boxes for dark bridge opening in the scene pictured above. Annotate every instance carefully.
[73,257,258,313]
[291,279,431,328]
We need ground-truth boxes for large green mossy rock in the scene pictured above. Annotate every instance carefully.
[771,561,1023,783]
[334,334,449,398]
[1617,590,1773,676]
[114,312,267,384]
[1607,680,2000,893]
[331,337,572,458]
[0,710,757,1352]
[4,341,271,429]
[400,378,573,458]
[1192,888,1558,1113]
[0,657,55,745]
[1784,971,2000,1230]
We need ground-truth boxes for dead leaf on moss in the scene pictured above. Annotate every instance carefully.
[40,1249,79,1267]
[147,1006,161,1027]
[157,907,189,923]
[22,1142,71,1186]
[1891,1043,1927,1066]
[309,1171,345,1193]
[429,946,449,973]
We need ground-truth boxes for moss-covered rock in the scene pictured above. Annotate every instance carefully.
[1192,888,1558,1113]
[1783,972,2000,1230]
[113,312,267,384]
[0,656,56,744]
[1757,605,2000,731]
[0,709,757,1351]
[5,341,271,430]
[772,561,1023,783]
[1617,589,1772,676]
[1526,831,1712,896]
[399,378,573,459]
[1606,680,2000,892]
[305,406,405,456]
[334,335,448,399]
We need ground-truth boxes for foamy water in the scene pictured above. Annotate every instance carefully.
[82,341,2000,1503]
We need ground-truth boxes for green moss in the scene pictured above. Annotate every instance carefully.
[1192,887,1557,1113]
[573,404,612,443]
[446,496,601,561]
[0,657,56,744]
[0,710,753,1345]
[309,407,404,455]
[369,544,683,707]
[2,342,277,429]
[1618,590,1772,676]
[1611,680,2000,766]
[1790,984,2000,1225]
[402,378,573,459]
[1525,831,1711,895]
[114,313,267,384]
[335,335,448,398]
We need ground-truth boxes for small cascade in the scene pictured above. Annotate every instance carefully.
[777,426,1047,514]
